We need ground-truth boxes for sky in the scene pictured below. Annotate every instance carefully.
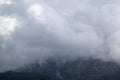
[0,0,120,72]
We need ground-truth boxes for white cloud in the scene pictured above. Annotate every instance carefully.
[0,0,13,5]
[28,4,45,23]
[0,16,19,39]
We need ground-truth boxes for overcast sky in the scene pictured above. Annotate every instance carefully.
[1,0,120,72]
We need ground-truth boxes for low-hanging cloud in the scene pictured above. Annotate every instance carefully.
[0,0,120,72]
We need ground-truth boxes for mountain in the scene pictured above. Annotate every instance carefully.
[1,58,120,80]
[22,58,120,80]
[0,71,52,80]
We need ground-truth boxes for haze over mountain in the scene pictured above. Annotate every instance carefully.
[1,58,120,80]
[1,0,120,75]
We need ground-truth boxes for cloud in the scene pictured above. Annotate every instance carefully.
[0,0,120,72]
[0,16,19,39]
[0,0,13,5]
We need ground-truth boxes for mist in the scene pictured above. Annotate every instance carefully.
[0,0,120,72]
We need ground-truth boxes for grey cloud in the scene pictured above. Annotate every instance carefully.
[0,0,120,72]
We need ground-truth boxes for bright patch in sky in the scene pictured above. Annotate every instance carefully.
[0,0,13,5]
[28,4,45,23]
[0,16,19,39]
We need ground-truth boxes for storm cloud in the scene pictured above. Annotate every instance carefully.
[0,0,120,72]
